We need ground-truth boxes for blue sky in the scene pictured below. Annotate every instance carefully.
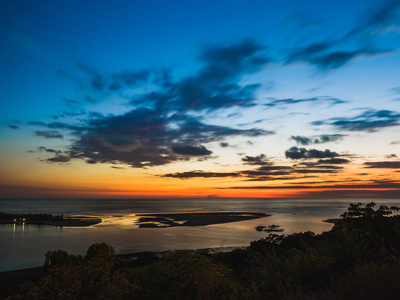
[1,0,400,198]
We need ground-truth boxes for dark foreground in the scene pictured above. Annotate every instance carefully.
[3,202,400,300]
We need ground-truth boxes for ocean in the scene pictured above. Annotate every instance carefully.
[1,198,399,272]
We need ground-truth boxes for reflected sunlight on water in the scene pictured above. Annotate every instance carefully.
[1,198,399,272]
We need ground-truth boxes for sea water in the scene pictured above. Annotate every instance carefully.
[1,198,398,272]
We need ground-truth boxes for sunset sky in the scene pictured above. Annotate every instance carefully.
[1,0,400,198]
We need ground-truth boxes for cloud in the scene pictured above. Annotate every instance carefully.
[163,171,241,179]
[45,107,273,168]
[266,96,346,107]
[160,150,349,181]
[220,142,229,148]
[391,140,400,145]
[63,40,269,113]
[34,130,63,139]
[344,0,400,40]
[285,146,340,159]
[38,147,62,154]
[226,180,400,190]
[47,155,70,163]
[7,124,20,129]
[171,145,212,156]
[364,161,400,168]
[169,40,268,112]
[42,40,277,168]
[86,159,97,164]
[313,109,400,132]
[241,154,271,166]
[310,48,389,70]
[317,158,351,164]
[385,154,398,158]
[291,134,345,145]
[285,1,400,70]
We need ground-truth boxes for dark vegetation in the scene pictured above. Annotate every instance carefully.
[0,212,101,226]
[0,212,64,223]
[5,202,400,299]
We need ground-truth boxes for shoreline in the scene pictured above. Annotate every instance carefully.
[0,216,102,227]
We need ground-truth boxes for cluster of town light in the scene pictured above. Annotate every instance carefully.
[13,218,26,224]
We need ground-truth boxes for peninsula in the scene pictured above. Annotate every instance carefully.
[0,212,101,227]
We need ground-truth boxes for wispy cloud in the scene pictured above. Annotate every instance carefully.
[312,109,400,132]
[364,161,400,168]
[34,130,63,139]
[7,124,20,129]
[266,96,346,107]
[285,0,400,70]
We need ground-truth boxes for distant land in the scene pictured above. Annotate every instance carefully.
[0,212,101,227]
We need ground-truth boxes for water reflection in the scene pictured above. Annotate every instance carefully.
[1,198,399,272]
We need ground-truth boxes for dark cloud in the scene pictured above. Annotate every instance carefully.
[220,142,229,148]
[47,155,70,163]
[173,40,267,111]
[291,134,345,145]
[391,140,400,145]
[7,124,20,129]
[285,1,400,70]
[287,42,390,70]
[171,145,212,156]
[310,48,389,70]
[344,0,400,40]
[317,158,351,164]
[86,159,97,164]
[38,147,62,154]
[226,180,400,190]
[47,107,272,168]
[34,130,63,139]
[241,154,271,166]
[266,96,346,107]
[163,171,241,179]
[364,161,400,168]
[285,146,340,159]
[245,176,301,182]
[385,154,398,158]
[44,40,276,168]
[294,168,341,174]
[295,189,400,199]
[313,109,400,132]
[65,40,269,114]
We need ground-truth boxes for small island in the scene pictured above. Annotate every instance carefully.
[135,211,270,228]
[0,212,101,227]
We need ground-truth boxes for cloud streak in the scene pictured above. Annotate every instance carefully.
[313,109,400,132]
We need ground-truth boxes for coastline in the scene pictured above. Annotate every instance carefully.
[0,215,102,227]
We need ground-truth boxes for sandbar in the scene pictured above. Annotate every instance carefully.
[135,211,270,228]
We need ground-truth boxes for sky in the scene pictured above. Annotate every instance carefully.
[1,0,400,199]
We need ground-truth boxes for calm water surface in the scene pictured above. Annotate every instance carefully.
[1,198,398,272]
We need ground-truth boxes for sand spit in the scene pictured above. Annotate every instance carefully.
[135,211,270,228]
